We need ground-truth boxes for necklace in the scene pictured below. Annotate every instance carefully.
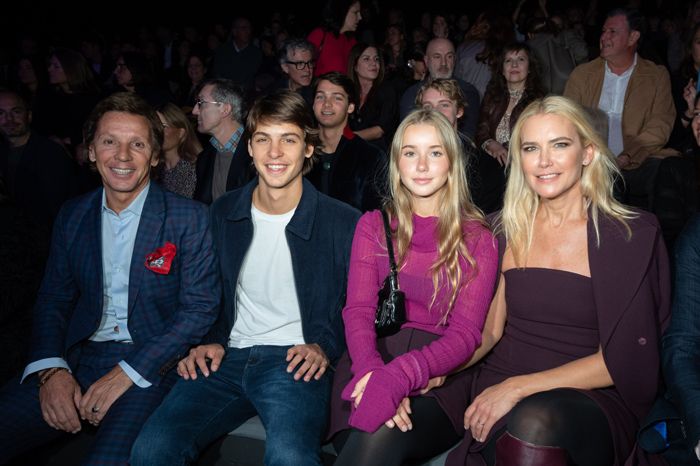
[508,88,524,99]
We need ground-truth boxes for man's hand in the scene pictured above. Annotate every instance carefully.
[39,369,82,433]
[78,365,133,425]
[286,343,329,382]
[177,344,225,380]
[616,153,631,169]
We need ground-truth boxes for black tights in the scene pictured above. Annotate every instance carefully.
[333,397,460,466]
[480,389,615,466]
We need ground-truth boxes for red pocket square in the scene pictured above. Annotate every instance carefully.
[145,242,176,275]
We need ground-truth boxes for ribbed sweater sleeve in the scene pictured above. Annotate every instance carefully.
[343,211,499,431]
[342,211,388,389]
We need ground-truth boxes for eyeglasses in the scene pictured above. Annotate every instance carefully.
[194,98,223,108]
[286,60,315,70]
[115,63,128,70]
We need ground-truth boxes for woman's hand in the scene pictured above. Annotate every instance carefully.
[683,79,697,113]
[420,375,446,394]
[385,397,413,431]
[351,371,373,407]
[464,377,525,442]
[485,140,508,166]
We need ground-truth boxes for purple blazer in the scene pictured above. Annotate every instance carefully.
[447,210,671,466]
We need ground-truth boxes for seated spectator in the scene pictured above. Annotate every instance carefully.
[328,108,498,464]
[130,91,361,466]
[446,95,670,465]
[0,89,78,231]
[210,17,262,93]
[658,213,700,464]
[307,71,386,211]
[155,102,201,198]
[192,78,254,204]
[32,47,102,153]
[308,0,362,76]
[564,8,678,212]
[417,79,505,213]
[477,42,545,167]
[267,38,316,105]
[0,92,220,465]
[400,38,480,141]
[347,42,397,150]
[112,51,173,108]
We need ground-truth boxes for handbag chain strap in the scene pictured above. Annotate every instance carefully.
[381,210,400,288]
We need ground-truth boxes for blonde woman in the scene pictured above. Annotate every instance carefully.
[155,102,202,198]
[447,95,671,466]
[328,109,499,465]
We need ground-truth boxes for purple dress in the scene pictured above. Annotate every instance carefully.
[448,268,637,465]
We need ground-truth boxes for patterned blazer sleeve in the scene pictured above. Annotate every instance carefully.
[28,205,82,363]
[123,200,221,385]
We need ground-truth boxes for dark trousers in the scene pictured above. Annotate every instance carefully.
[0,341,175,466]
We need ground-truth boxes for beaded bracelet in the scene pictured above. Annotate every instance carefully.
[37,367,67,387]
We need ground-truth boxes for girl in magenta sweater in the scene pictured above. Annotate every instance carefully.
[329,109,499,465]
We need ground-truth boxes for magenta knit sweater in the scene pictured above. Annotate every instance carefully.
[341,210,499,432]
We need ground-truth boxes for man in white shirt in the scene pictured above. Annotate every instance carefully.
[564,8,678,211]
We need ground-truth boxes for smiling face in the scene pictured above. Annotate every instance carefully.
[248,120,314,195]
[88,111,158,212]
[519,113,593,204]
[398,123,450,215]
[419,88,463,127]
[599,14,638,63]
[502,49,529,88]
[313,79,355,130]
[355,46,380,81]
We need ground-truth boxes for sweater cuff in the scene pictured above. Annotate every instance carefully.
[348,367,406,432]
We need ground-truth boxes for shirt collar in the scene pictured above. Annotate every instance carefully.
[101,182,150,217]
[210,125,244,152]
[605,53,637,78]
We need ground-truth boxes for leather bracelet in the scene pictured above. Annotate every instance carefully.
[37,367,67,387]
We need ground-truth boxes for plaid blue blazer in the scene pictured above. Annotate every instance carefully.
[27,182,221,385]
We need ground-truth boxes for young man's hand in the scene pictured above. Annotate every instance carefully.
[286,344,329,381]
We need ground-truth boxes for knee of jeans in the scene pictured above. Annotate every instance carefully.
[130,425,191,466]
[264,436,321,466]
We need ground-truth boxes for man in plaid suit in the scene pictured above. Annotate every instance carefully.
[0,92,221,465]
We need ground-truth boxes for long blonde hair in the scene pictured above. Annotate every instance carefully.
[387,109,485,322]
[500,96,636,266]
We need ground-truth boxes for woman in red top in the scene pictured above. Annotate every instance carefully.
[308,0,362,76]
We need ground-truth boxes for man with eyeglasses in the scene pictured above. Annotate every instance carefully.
[192,78,254,204]
[265,38,316,106]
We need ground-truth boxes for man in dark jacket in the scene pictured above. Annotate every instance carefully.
[131,91,361,466]
[308,72,386,212]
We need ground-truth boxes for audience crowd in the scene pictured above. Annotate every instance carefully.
[2,0,700,464]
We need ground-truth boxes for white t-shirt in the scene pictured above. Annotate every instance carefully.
[228,205,305,348]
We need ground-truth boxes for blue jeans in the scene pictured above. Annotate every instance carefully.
[130,345,331,466]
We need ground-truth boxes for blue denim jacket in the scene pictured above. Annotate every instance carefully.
[204,178,361,363]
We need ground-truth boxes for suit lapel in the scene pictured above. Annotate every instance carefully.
[589,214,656,347]
[128,185,165,315]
